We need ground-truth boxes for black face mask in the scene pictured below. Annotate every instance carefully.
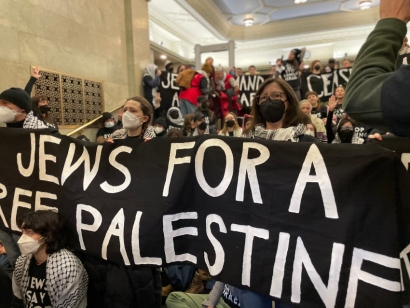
[170,112,179,120]
[260,99,286,124]
[198,122,207,130]
[314,65,321,71]
[200,102,208,110]
[39,106,50,114]
[339,130,354,143]
[226,120,235,128]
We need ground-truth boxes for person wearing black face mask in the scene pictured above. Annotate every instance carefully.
[310,60,323,75]
[165,61,174,73]
[31,95,58,130]
[166,107,184,131]
[219,112,242,137]
[326,95,364,144]
[192,112,209,136]
[196,96,217,134]
[242,78,315,142]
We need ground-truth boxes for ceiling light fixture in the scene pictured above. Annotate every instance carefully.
[294,0,307,4]
[160,55,167,60]
[244,18,254,27]
[359,1,371,10]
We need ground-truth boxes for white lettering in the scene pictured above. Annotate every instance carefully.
[204,214,227,276]
[39,135,61,185]
[76,204,102,250]
[17,133,35,177]
[100,146,132,193]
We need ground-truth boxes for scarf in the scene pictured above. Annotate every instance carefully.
[215,72,226,91]
[167,107,184,126]
[143,64,158,105]
[13,249,88,308]
[23,111,54,129]
[252,123,307,142]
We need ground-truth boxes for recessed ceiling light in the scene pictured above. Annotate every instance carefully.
[160,55,167,60]
[359,1,371,10]
[294,0,307,4]
[244,18,254,27]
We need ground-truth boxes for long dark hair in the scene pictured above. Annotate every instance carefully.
[32,96,57,126]
[337,117,356,135]
[18,210,72,254]
[245,78,310,134]
[126,96,153,138]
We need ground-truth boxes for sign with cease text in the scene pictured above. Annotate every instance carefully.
[0,129,410,308]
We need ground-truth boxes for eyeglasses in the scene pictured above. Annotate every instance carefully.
[340,126,354,131]
[255,92,285,105]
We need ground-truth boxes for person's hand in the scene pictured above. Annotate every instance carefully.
[144,137,152,142]
[328,95,337,112]
[157,69,162,76]
[118,108,123,121]
[380,0,410,24]
[31,67,41,79]
[322,118,327,125]
[105,137,114,143]
[368,133,383,141]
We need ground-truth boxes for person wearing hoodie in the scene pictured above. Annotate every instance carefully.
[275,47,306,101]
[196,96,217,134]
[166,107,184,131]
[153,117,168,137]
[96,112,121,143]
[143,64,162,119]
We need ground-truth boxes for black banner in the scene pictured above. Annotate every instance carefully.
[301,69,352,102]
[159,72,180,111]
[1,129,410,307]
[236,75,269,107]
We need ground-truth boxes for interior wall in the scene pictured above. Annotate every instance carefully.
[0,0,151,132]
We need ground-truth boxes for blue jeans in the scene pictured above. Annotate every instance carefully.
[179,99,197,118]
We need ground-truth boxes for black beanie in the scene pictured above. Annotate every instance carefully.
[101,112,114,123]
[0,88,32,113]
[291,48,301,56]
[154,117,168,130]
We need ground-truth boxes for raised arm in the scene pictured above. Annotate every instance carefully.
[343,0,410,136]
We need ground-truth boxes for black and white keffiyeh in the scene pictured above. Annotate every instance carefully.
[23,111,55,129]
[111,126,156,140]
[243,123,307,142]
[13,249,88,308]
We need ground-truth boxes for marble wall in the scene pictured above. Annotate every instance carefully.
[0,0,151,133]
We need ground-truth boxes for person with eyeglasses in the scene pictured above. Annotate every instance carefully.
[326,95,364,144]
[242,78,315,142]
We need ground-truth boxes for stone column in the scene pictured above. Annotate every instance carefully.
[124,0,151,97]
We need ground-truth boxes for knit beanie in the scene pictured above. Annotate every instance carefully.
[154,117,168,130]
[0,88,32,113]
[202,63,213,75]
[291,49,301,56]
[101,112,114,123]
[193,111,205,122]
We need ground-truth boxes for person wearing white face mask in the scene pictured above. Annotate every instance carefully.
[12,210,88,308]
[96,112,121,143]
[153,117,168,137]
[109,96,156,141]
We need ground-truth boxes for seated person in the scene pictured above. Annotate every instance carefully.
[12,210,88,308]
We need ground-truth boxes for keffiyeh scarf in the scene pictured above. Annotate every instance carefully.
[250,123,307,142]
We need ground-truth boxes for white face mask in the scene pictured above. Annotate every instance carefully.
[105,121,114,128]
[122,111,143,130]
[305,130,315,137]
[17,234,44,256]
[0,106,17,124]
[154,126,164,135]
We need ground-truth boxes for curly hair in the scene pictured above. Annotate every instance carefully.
[18,210,72,254]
